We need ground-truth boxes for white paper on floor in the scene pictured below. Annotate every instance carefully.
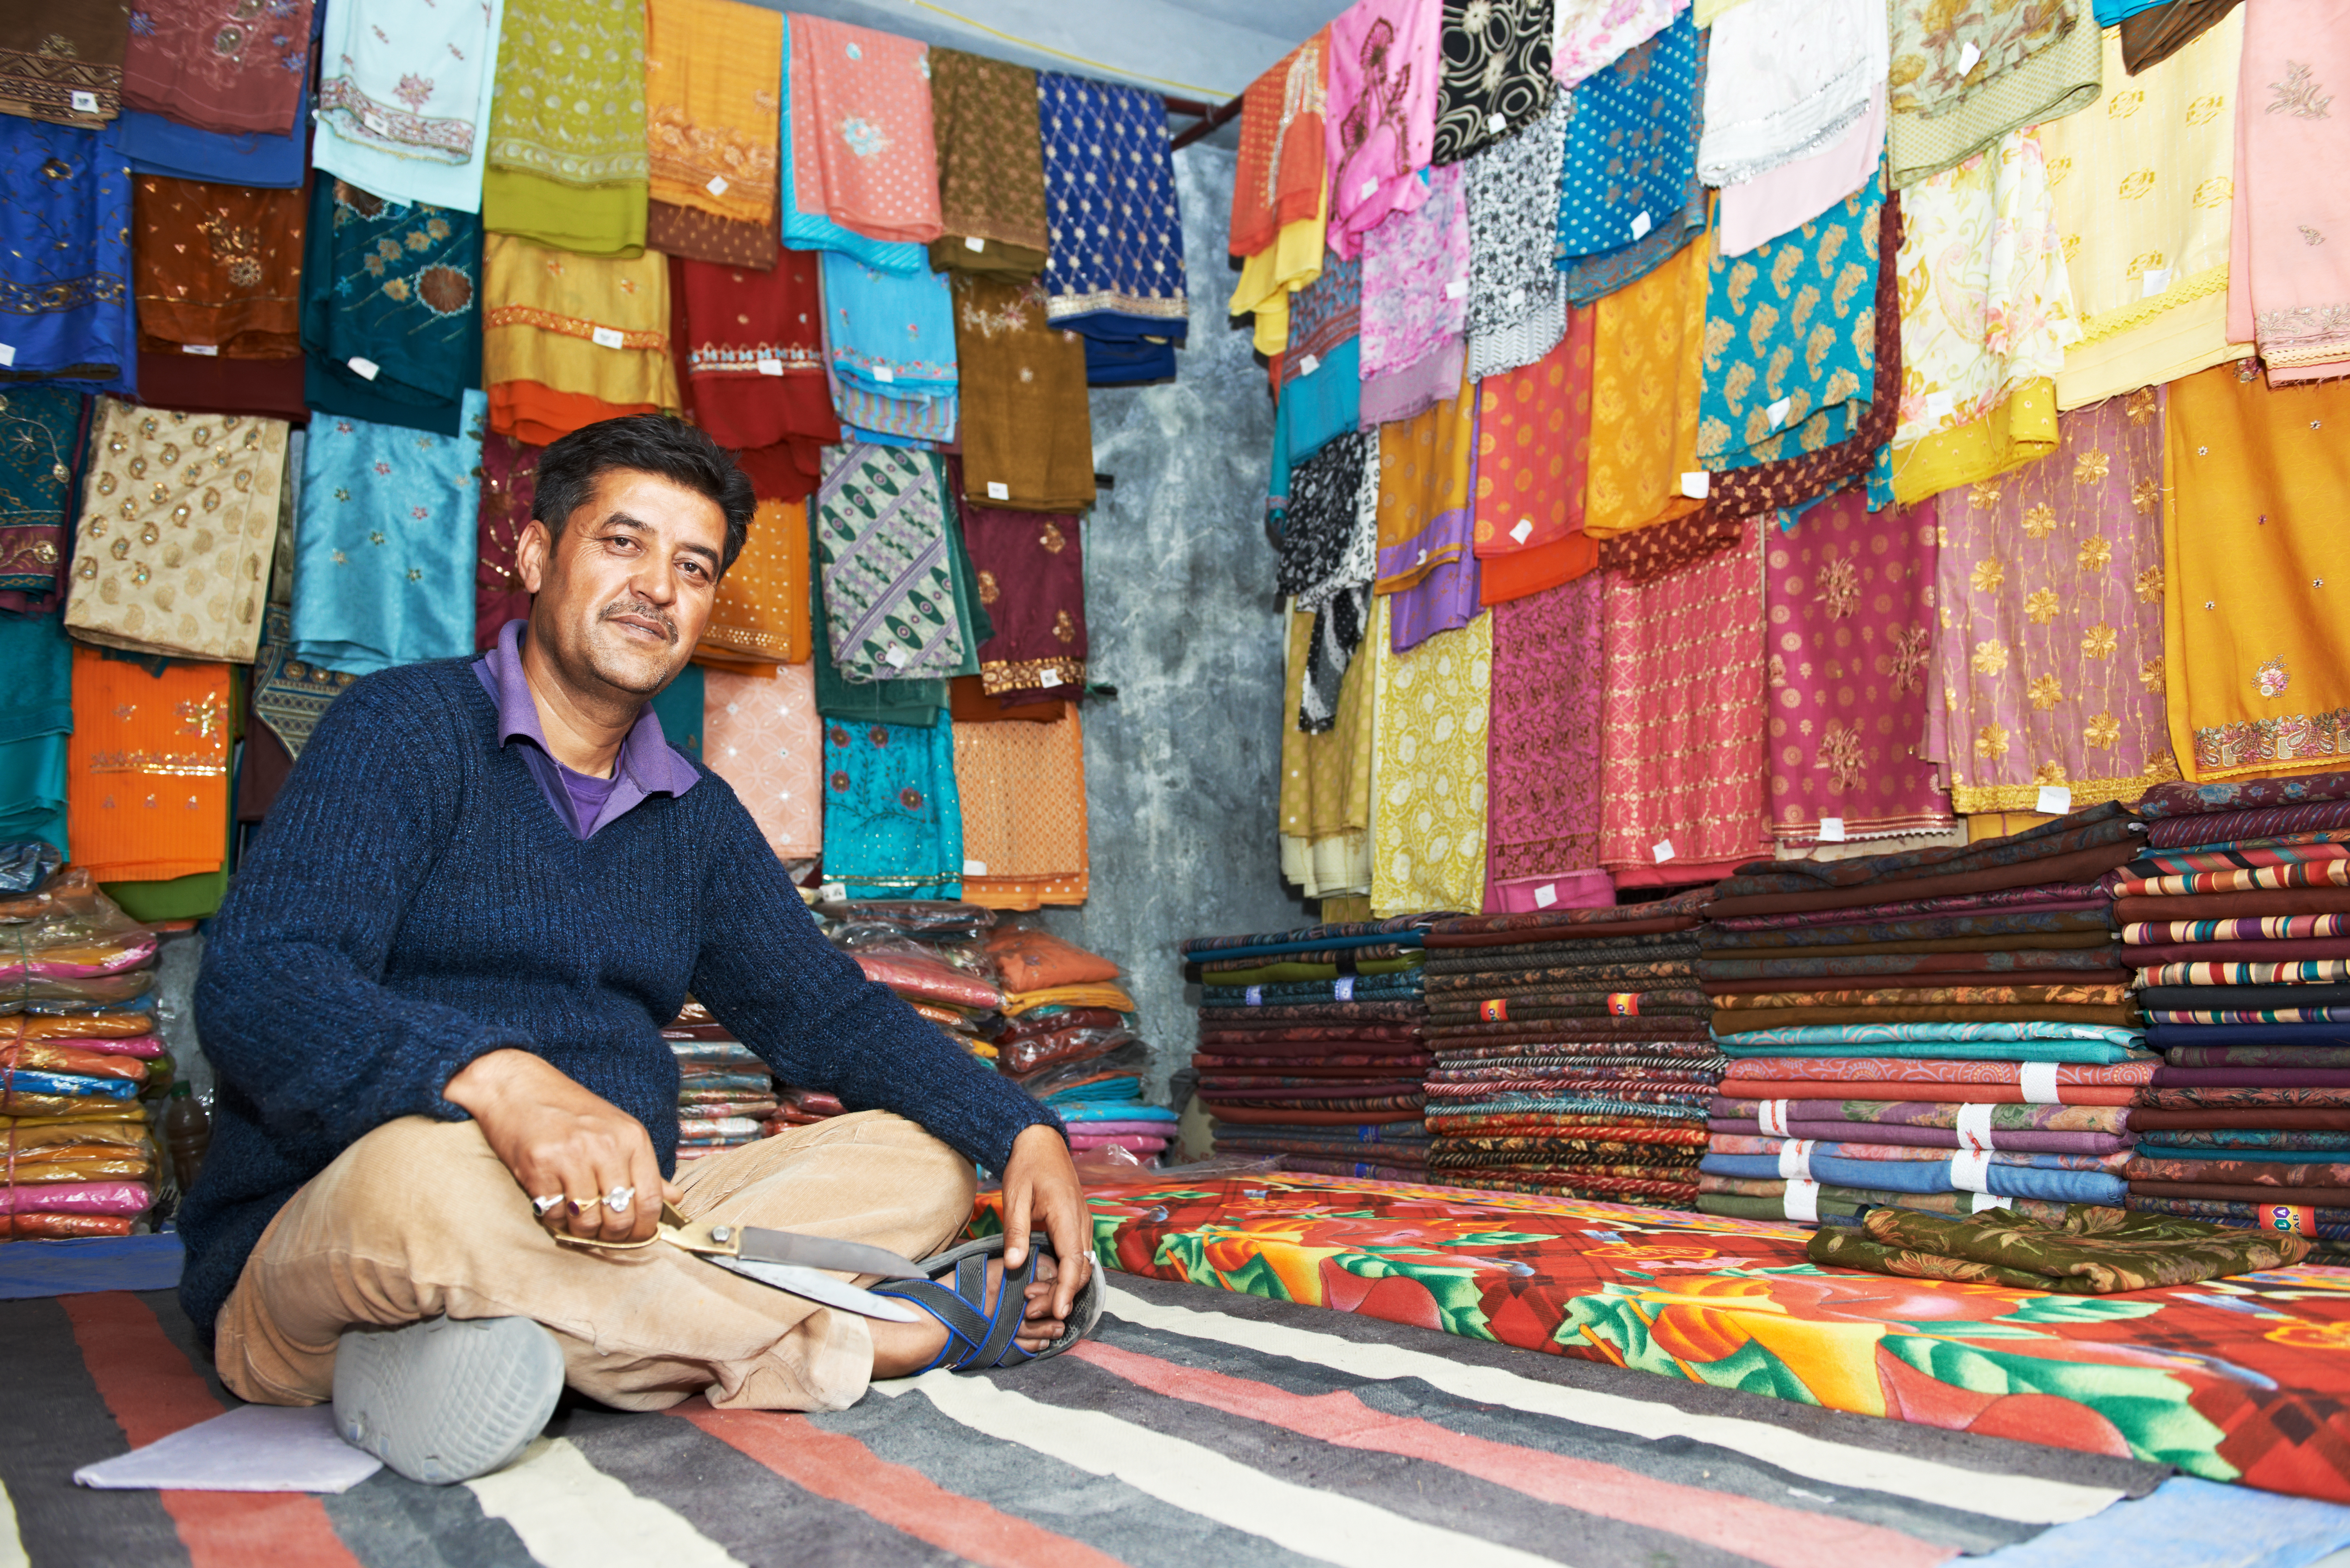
[73,1404,382,1493]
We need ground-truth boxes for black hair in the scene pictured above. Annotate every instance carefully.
[529,414,756,572]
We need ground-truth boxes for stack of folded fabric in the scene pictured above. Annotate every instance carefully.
[818,900,1009,1063]
[987,923,1169,1160]
[661,1002,779,1163]
[1697,805,2152,1228]
[1419,893,1718,1205]
[2,860,166,1239]
[1180,917,1442,1179]
[2118,774,2350,1254]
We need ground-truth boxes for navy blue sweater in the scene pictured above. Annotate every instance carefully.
[181,657,1058,1337]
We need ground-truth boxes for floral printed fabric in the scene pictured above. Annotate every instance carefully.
[316,0,491,164]
[1466,94,1569,380]
[822,715,963,898]
[1763,489,1948,844]
[1809,1201,2306,1293]
[705,663,822,860]
[301,177,482,434]
[1360,162,1469,388]
[1370,597,1492,916]
[288,390,486,676]
[815,444,966,683]
[1696,165,1884,471]
[787,14,940,246]
[1885,0,2099,190]
[122,0,313,137]
[820,252,957,445]
[1600,518,1767,873]
[0,386,80,614]
[1888,0,2076,122]
[2164,365,2350,782]
[1431,0,1554,166]
[2227,3,2350,377]
[1326,0,1442,259]
[1550,0,1682,89]
[1927,389,2175,813]
[1488,574,1604,880]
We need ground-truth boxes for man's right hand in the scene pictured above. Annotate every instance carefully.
[445,1048,677,1243]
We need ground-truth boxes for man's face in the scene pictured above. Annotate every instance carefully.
[514,468,727,700]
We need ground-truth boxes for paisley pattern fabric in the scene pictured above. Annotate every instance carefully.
[814,444,966,683]
[1487,574,1604,880]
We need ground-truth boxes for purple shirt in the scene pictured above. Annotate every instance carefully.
[472,620,700,839]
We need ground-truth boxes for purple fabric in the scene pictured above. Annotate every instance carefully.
[1708,1119,2129,1155]
[1361,337,1468,428]
[1381,393,1484,654]
[2153,1067,2350,1087]
[2147,800,2350,849]
[473,619,701,840]
[1487,573,1604,883]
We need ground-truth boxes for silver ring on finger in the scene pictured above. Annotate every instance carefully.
[604,1185,636,1215]
[531,1193,565,1218]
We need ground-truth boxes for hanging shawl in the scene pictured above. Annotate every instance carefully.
[647,198,777,270]
[675,248,835,455]
[963,504,1088,698]
[1431,0,1555,166]
[953,708,1088,908]
[317,0,491,165]
[1466,95,1568,381]
[1302,584,1372,733]
[2228,5,2350,379]
[1471,313,1592,568]
[820,252,957,447]
[1037,72,1189,384]
[475,430,536,651]
[777,17,922,275]
[122,0,312,137]
[928,49,1049,276]
[1232,35,1329,259]
[1718,84,1884,261]
[698,497,811,666]
[822,716,964,898]
[134,176,305,358]
[706,664,822,860]
[310,0,493,214]
[1885,0,2099,190]
[0,120,132,393]
[1697,0,1882,187]
[1488,574,1604,879]
[482,235,677,447]
[301,177,483,438]
[952,277,1094,515]
[0,387,80,615]
[2120,1,2240,74]
[1326,0,1442,261]
[481,0,647,253]
[1554,12,1702,268]
[815,444,968,683]
[1368,598,1491,915]
[0,6,127,128]
[644,0,782,228]
[1276,253,1362,466]
[1551,0,1683,90]
[66,651,230,885]
[787,15,941,247]
[1279,431,1376,606]
[1360,163,1470,428]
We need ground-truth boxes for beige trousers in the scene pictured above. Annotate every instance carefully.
[215,1110,976,1413]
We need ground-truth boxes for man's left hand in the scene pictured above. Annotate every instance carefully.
[998,1122,1091,1323]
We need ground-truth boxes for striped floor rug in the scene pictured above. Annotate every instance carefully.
[0,1271,2185,1567]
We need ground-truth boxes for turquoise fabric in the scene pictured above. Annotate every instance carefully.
[820,716,963,898]
[648,663,704,762]
[300,176,484,437]
[1718,1022,2146,1047]
[1716,1038,2153,1064]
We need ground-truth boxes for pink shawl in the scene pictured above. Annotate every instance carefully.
[1326,0,1441,261]
[790,15,943,245]
[2228,4,2350,381]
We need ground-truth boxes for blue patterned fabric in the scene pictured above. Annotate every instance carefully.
[1037,71,1189,382]
[822,716,965,898]
[0,119,134,395]
[779,21,927,276]
[118,4,319,190]
[820,252,958,445]
[1721,1021,2146,1047]
[1276,254,1363,468]
[1697,164,1884,472]
[292,391,487,676]
[1702,1151,2127,1204]
[1553,12,1702,268]
[301,177,484,437]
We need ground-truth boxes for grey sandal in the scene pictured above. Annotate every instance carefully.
[867,1234,1102,1372]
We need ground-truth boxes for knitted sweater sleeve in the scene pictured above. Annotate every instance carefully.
[195,671,531,1149]
[686,786,1062,1175]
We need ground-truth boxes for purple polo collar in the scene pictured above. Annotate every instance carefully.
[472,619,700,839]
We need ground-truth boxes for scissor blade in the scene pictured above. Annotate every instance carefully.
[733,1226,928,1280]
[712,1256,922,1322]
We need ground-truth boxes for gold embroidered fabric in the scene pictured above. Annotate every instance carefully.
[1370,597,1491,917]
[1280,604,1375,899]
[699,497,809,665]
[132,177,305,357]
[63,399,286,662]
[954,708,1089,909]
[1582,237,1707,540]
[482,235,679,440]
[66,648,231,885]
[644,0,782,226]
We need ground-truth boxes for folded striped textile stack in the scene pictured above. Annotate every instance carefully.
[1417,892,1718,1205]
[661,1003,779,1161]
[2119,773,2350,1254]
[1180,915,1443,1179]
[1696,805,2153,1227]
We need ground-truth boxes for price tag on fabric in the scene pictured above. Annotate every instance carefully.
[183,343,219,356]
[71,91,101,115]
[2017,1061,2061,1104]
[1925,391,1954,424]
[1532,883,1558,908]
[1487,112,1508,134]
[705,174,729,196]
[347,356,380,380]
[965,235,987,252]
[986,481,1010,500]
[1949,1147,1993,1192]
[0,344,14,368]
[2036,784,2072,815]
[1333,976,1355,1001]
[1757,1099,1791,1137]
[1957,41,1982,74]
[872,364,895,382]
[1507,288,1526,309]
[1969,1191,2014,1213]
[961,859,987,877]
[1510,518,1534,544]
[1038,667,1062,687]
[1245,986,1264,1007]
[1445,278,1467,299]
[884,645,910,669]
[1679,471,1709,499]
[590,326,625,349]
[1630,210,1652,242]
[362,110,391,136]
[1359,176,1381,202]
[1767,396,1792,429]
[1819,816,1845,842]
[1296,354,1320,377]
[2141,267,2171,297]
[1777,1139,1815,1180]
[819,881,847,902]
[755,357,785,375]
[1954,1102,1997,1154]
[1782,1178,1820,1224]
[1652,838,1676,863]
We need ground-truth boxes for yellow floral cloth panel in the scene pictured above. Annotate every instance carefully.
[2164,363,2350,782]
[1281,605,1375,899]
[1889,129,2081,503]
[644,0,783,226]
[1583,237,1707,540]
[1370,597,1490,917]
[1928,386,2179,812]
[63,400,287,662]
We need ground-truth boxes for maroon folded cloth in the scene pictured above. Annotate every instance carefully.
[2130,1179,2350,1206]
[1193,1053,1435,1071]
[2152,1067,2350,1087]
[1192,1034,1430,1055]
[2125,938,2350,967]
[1203,1106,1426,1125]
[137,350,307,422]
[1706,1119,2128,1155]
[2130,1106,2350,1130]
[1198,1080,1428,1098]
[1706,843,2139,918]
[1702,969,2133,996]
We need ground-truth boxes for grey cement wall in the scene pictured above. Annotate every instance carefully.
[1033,143,1307,1100]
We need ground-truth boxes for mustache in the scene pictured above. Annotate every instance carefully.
[599,596,679,643]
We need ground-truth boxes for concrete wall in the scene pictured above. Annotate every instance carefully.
[1033,143,1306,1099]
